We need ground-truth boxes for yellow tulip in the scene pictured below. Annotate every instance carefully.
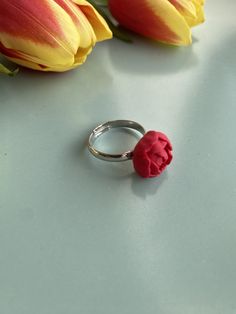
[108,0,205,46]
[0,0,112,72]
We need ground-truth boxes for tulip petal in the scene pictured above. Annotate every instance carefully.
[168,0,197,19]
[54,0,97,48]
[194,0,205,5]
[0,0,62,45]
[0,0,81,68]
[186,0,205,27]
[1,53,86,72]
[71,0,112,41]
[169,0,205,27]
[0,40,89,72]
[109,0,191,45]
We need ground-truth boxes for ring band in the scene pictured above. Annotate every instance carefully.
[88,120,146,162]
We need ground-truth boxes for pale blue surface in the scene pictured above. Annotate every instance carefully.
[1,1,236,313]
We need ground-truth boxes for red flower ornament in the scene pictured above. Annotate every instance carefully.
[132,131,173,178]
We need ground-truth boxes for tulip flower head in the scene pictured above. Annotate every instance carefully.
[0,0,112,72]
[108,0,205,46]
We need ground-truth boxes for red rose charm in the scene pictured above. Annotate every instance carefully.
[132,131,173,178]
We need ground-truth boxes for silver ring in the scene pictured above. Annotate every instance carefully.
[88,120,146,162]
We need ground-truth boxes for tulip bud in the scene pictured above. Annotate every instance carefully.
[108,0,205,46]
[0,0,112,72]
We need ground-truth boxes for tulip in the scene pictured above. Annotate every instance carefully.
[108,0,205,46]
[0,0,112,72]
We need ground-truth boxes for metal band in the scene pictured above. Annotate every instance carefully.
[88,120,146,162]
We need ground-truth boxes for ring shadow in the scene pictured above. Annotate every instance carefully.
[131,171,168,199]
[70,130,169,199]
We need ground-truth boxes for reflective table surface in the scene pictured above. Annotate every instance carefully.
[1,1,236,313]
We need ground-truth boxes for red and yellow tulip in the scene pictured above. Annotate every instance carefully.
[108,0,205,46]
[0,0,112,72]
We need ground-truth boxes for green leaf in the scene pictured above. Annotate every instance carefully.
[0,63,19,76]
